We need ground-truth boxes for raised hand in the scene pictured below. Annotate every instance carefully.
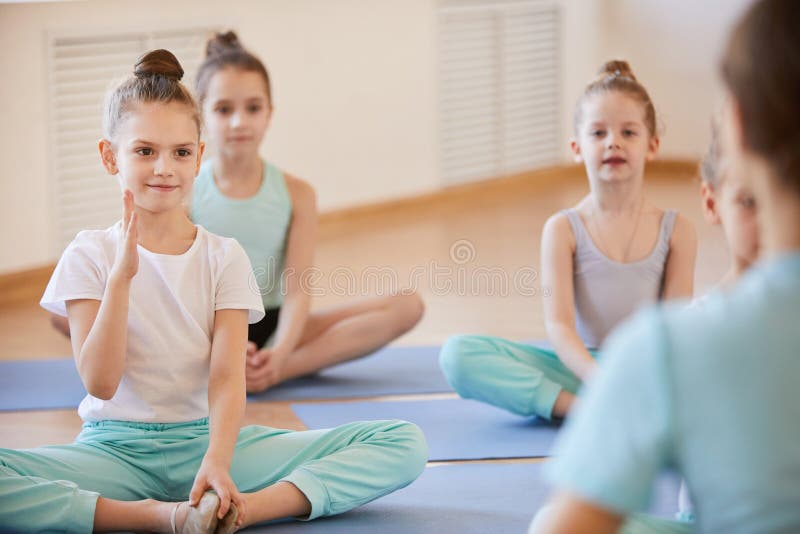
[111,190,139,281]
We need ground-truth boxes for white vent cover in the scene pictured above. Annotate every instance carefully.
[47,28,215,255]
[438,0,560,185]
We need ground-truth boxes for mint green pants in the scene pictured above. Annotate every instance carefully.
[0,418,427,533]
[439,335,587,419]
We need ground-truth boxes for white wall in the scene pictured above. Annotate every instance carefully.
[0,0,751,274]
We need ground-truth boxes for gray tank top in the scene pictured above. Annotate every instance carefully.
[563,208,677,350]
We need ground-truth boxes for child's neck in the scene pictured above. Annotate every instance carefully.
[589,178,644,214]
[759,174,800,258]
[214,152,262,184]
[763,200,800,258]
[135,208,196,255]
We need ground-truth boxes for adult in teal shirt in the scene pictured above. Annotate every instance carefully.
[532,1,800,532]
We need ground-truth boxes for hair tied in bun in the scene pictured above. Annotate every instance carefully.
[133,49,184,82]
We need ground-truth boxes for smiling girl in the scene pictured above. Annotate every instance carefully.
[0,49,426,534]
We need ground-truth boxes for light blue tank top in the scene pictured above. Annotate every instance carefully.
[191,160,292,308]
[563,208,676,350]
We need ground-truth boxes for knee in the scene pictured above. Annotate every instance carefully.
[393,291,425,333]
[391,420,428,484]
[439,335,480,392]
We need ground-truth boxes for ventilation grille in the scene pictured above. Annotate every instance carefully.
[438,0,560,185]
[48,28,215,255]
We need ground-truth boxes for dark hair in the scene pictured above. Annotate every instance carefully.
[195,31,272,106]
[103,49,201,140]
[721,0,800,193]
[573,60,657,138]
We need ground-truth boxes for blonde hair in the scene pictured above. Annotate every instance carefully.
[573,60,657,137]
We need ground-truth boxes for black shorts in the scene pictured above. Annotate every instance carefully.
[248,306,281,349]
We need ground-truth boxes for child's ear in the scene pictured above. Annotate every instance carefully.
[646,135,660,161]
[195,141,206,176]
[98,139,118,175]
[569,138,582,163]
[700,182,721,225]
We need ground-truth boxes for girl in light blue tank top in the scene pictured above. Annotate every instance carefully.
[192,32,424,395]
[440,60,697,422]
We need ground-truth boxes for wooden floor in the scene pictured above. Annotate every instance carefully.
[0,162,729,450]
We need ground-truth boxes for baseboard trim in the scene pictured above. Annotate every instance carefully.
[0,265,56,307]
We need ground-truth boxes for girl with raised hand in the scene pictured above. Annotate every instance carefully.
[440,60,696,420]
[532,0,800,531]
[0,49,426,533]
[191,31,424,394]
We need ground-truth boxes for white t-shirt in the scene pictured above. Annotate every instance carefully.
[41,223,265,423]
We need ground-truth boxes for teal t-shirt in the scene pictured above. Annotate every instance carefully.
[547,252,800,533]
[190,160,292,309]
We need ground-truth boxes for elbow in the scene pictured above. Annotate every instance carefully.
[86,382,119,401]
[80,368,121,400]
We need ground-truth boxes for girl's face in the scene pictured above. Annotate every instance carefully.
[202,67,272,160]
[99,101,203,214]
[571,91,659,186]
[702,170,760,268]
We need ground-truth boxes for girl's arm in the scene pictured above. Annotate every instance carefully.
[191,307,249,524]
[530,491,623,534]
[267,175,318,359]
[66,192,138,400]
[660,214,697,300]
[541,213,598,381]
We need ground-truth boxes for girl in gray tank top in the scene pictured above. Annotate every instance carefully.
[440,60,697,422]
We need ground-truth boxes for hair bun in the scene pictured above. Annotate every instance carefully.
[134,49,184,82]
[206,31,244,58]
[595,59,637,82]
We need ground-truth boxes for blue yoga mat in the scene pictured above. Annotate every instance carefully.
[0,346,452,411]
[0,358,86,411]
[249,462,683,533]
[254,462,551,533]
[293,398,560,461]
[249,345,451,401]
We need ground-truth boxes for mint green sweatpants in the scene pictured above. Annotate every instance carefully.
[0,418,427,533]
[439,334,587,419]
